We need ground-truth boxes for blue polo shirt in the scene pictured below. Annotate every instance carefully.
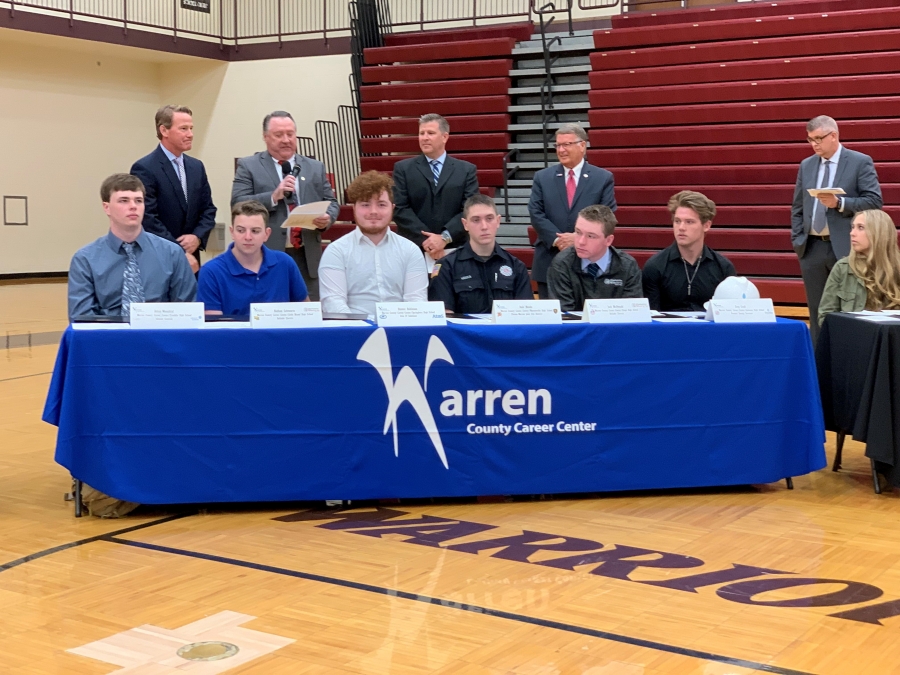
[197,244,308,316]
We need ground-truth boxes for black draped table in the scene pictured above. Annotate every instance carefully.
[816,312,900,490]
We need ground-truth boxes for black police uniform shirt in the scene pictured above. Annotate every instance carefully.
[428,241,532,314]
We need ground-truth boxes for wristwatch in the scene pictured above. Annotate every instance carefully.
[441,231,452,244]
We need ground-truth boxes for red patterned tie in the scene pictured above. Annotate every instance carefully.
[566,169,576,208]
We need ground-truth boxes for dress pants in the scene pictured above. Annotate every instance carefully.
[799,235,838,346]
[288,246,319,301]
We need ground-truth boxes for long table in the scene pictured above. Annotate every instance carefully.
[43,319,826,504]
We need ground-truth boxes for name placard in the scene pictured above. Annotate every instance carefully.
[376,301,447,327]
[707,299,777,323]
[129,302,204,329]
[492,300,562,325]
[251,302,323,328]
[583,298,652,324]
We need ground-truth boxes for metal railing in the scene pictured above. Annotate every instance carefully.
[3,0,625,47]
[315,106,362,204]
[533,0,572,168]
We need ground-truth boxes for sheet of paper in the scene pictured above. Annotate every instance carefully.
[200,321,252,329]
[319,320,372,327]
[807,188,846,197]
[72,322,132,330]
[425,249,455,275]
[854,315,900,323]
[282,200,332,230]
[447,317,492,324]
[664,311,707,318]
[652,317,705,323]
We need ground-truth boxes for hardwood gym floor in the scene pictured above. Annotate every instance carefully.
[1,281,897,675]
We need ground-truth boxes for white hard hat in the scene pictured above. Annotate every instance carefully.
[711,276,760,301]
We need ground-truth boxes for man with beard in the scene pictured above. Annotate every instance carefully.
[319,171,428,319]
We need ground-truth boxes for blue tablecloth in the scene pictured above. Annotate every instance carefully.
[43,319,826,504]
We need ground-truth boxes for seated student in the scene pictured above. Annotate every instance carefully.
[547,204,642,311]
[818,209,900,325]
[319,171,428,318]
[198,200,308,316]
[642,190,736,312]
[68,173,196,322]
[429,194,532,314]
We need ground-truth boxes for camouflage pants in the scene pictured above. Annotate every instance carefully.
[81,483,140,518]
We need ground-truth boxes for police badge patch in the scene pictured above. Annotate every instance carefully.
[499,265,513,277]
[431,264,442,278]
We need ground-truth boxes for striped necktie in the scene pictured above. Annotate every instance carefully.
[121,242,145,317]
[812,160,832,234]
[430,159,441,186]
[175,156,188,201]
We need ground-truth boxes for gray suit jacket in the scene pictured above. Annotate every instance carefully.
[528,162,617,283]
[231,151,339,277]
[791,147,882,259]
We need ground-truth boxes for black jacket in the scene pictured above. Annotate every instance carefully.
[392,155,479,248]
[547,247,642,312]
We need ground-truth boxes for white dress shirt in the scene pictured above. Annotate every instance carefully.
[159,143,187,192]
[319,227,428,318]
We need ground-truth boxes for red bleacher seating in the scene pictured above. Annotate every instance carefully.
[595,7,900,50]
[611,0,898,28]
[589,2,900,305]
[359,23,528,184]
[382,23,532,47]
[591,30,900,71]
[360,115,510,136]
[364,37,517,65]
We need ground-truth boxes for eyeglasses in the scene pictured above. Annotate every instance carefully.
[807,131,835,145]
[555,140,585,150]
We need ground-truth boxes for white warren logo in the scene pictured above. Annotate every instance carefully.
[357,328,453,469]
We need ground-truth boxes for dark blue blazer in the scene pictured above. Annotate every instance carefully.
[528,162,616,283]
[130,145,217,248]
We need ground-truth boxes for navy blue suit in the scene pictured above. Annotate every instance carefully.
[528,162,616,285]
[131,145,217,249]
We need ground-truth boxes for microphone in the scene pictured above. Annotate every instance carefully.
[281,161,302,201]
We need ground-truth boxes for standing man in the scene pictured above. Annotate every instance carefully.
[232,111,339,300]
[791,115,883,344]
[429,194,532,314]
[130,105,216,274]
[547,205,641,312]
[392,113,480,258]
[642,191,736,312]
[529,123,617,299]
[68,173,196,321]
[319,171,428,319]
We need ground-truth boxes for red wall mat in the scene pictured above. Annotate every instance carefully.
[752,278,807,303]
[361,59,513,84]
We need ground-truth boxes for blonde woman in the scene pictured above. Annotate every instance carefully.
[818,209,900,325]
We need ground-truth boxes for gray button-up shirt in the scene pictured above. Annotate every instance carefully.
[67,229,197,321]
